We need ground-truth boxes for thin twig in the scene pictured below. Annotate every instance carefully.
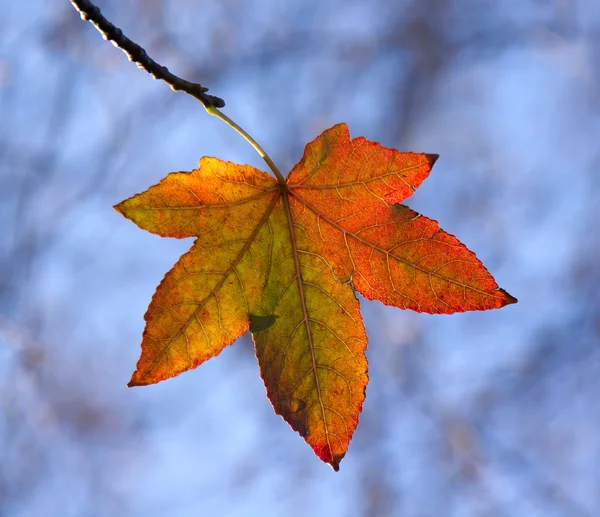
[69,0,288,183]
[69,0,225,109]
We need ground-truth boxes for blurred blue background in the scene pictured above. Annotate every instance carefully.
[1,1,599,516]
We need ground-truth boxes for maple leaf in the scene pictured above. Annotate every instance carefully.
[115,123,516,470]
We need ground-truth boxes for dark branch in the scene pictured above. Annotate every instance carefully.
[69,0,225,108]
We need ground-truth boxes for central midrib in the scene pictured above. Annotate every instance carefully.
[281,190,332,460]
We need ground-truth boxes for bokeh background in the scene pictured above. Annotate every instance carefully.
[2,1,600,516]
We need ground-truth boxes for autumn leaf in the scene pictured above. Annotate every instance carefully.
[115,123,516,470]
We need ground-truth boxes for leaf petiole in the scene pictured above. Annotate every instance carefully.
[70,0,286,186]
[205,106,287,186]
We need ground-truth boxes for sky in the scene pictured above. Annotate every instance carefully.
[1,1,599,516]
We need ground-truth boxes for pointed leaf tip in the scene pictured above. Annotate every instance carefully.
[330,458,341,472]
[425,153,439,168]
[499,288,518,306]
[113,202,124,216]
[127,375,142,387]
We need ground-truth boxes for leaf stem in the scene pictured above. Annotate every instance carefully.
[69,0,287,185]
[205,106,287,185]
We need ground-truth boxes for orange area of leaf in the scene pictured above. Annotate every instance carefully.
[287,124,516,313]
[115,123,516,470]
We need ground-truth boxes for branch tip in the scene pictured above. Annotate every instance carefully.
[69,0,225,109]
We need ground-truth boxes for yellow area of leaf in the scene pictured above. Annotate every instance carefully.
[116,123,516,470]
[115,159,278,385]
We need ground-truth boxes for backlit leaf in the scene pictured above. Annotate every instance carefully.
[116,123,516,470]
